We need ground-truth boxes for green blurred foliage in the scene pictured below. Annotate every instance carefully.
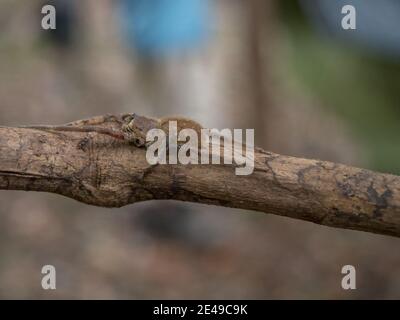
[279,0,400,174]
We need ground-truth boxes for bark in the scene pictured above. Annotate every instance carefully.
[1,115,400,238]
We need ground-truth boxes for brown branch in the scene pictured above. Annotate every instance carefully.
[1,115,400,238]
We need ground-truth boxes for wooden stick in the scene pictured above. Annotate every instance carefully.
[1,115,399,238]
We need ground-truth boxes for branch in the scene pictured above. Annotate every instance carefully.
[1,114,400,238]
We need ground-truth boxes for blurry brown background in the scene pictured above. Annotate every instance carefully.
[0,0,399,299]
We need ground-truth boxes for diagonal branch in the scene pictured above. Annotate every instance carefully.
[1,114,400,238]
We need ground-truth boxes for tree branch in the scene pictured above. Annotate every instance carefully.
[1,115,400,238]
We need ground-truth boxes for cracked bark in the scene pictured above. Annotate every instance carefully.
[1,115,400,238]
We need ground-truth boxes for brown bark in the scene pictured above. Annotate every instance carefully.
[1,115,400,238]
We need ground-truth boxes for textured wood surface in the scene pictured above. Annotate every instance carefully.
[0,114,399,238]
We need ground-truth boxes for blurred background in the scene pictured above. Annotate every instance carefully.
[0,0,399,299]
